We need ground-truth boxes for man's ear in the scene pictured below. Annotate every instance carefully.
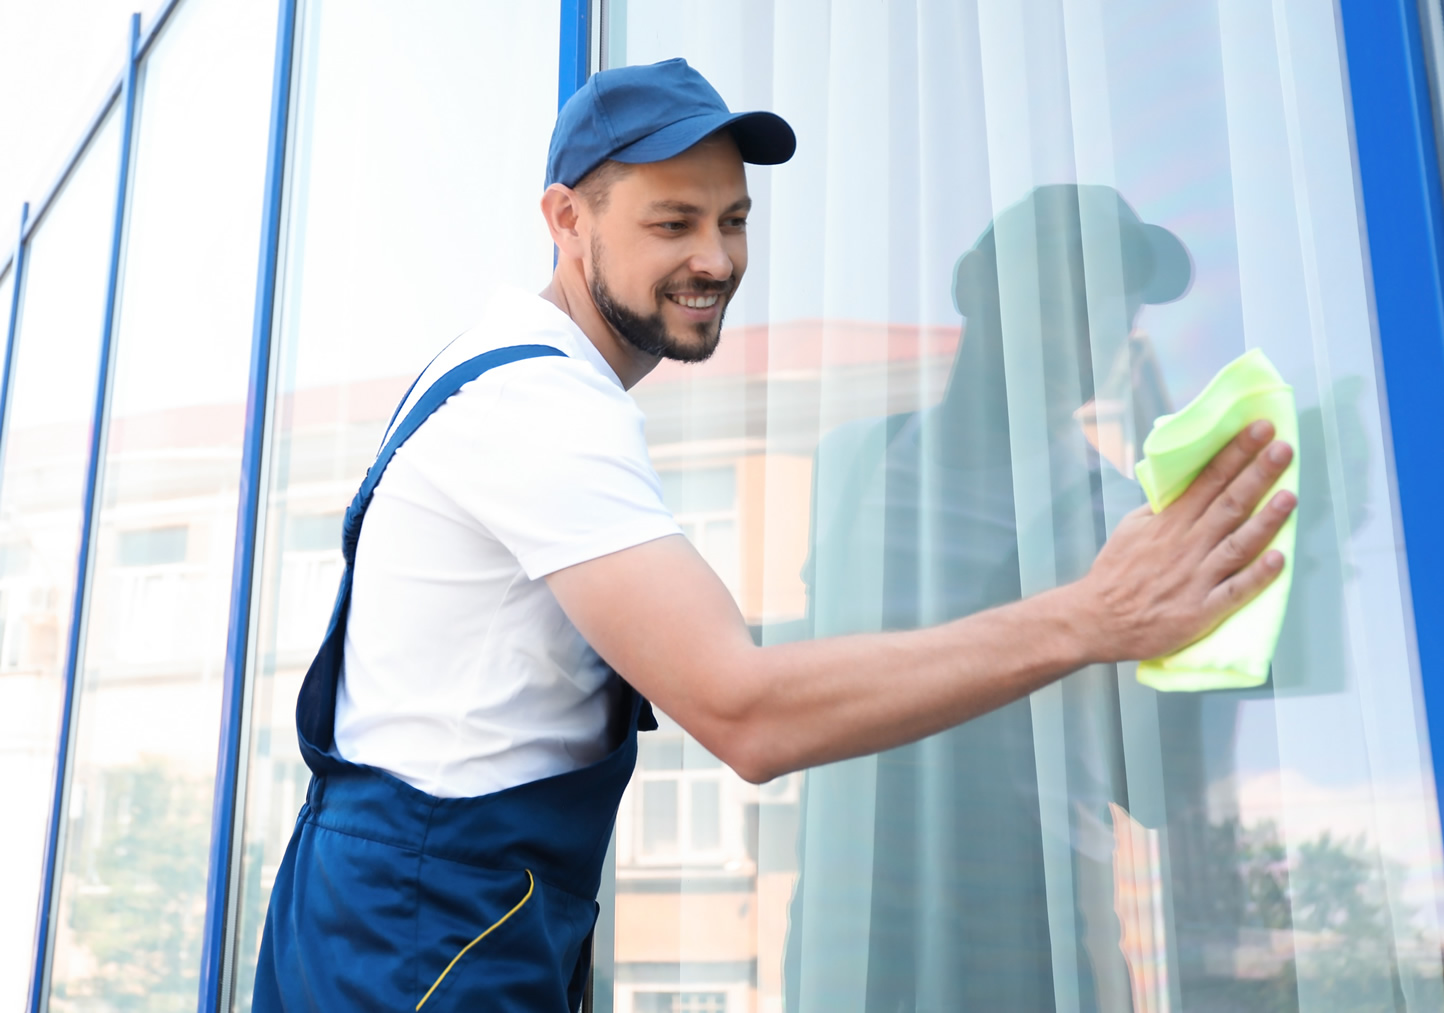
[541,184,586,260]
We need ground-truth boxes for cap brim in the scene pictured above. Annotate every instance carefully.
[611,109,796,168]
[953,220,1194,316]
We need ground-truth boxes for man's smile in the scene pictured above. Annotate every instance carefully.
[666,292,721,309]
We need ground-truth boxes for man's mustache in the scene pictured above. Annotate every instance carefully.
[660,277,734,296]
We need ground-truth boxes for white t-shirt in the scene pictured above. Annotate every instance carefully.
[334,286,681,798]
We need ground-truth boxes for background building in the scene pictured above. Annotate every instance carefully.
[4,1,1444,1011]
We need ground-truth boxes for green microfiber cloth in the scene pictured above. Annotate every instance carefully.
[1132,348,1299,692]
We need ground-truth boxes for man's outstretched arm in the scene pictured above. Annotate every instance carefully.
[547,421,1296,784]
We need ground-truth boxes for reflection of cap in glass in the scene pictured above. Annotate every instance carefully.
[546,58,797,189]
[952,184,1193,317]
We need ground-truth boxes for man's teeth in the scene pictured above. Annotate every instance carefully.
[671,293,720,309]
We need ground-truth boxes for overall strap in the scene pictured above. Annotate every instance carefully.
[379,332,462,442]
[341,344,565,566]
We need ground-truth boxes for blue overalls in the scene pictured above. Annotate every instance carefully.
[253,345,655,1011]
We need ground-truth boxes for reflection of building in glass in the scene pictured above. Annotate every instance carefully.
[27,394,245,1002]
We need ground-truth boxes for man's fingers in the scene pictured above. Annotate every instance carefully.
[1204,547,1286,621]
[1202,489,1296,578]
[1171,420,1275,522]
[1196,439,1294,541]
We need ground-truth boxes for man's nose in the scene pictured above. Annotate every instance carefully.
[687,227,733,280]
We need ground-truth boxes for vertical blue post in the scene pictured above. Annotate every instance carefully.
[0,204,28,465]
[1337,0,1444,818]
[558,0,590,111]
[196,0,298,1009]
[28,14,141,1013]
[557,4,600,1003]
[555,0,590,273]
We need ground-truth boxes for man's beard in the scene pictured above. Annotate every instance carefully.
[589,237,729,363]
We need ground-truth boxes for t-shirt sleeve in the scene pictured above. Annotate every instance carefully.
[413,356,683,579]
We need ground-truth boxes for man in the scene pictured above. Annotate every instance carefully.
[253,60,1295,1012]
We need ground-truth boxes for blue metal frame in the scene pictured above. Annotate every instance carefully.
[1337,0,1444,818]
[0,205,32,543]
[27,14,142,1012]
[555,0,591,274]
[0,204,28,461]
[559,0,591,111]
[558,3,597,1007]
[196,0,298,1008]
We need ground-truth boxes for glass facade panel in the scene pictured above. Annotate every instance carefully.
[44,0,276,1005]
[609,2,1444,1012]
[227,2,560,1005]
[0,110,120,1011]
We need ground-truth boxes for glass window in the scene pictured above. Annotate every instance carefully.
[608,2,1444,1012]
[0,109,119,1012]
[0,540,34,577]
[227,2,561,1006]
[43,0,276,1006]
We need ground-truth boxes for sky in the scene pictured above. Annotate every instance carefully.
[0,0,167,250]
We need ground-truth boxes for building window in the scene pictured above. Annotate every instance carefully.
[632,991,729,1013]
[274,512,346,657]
[631,733,731,865]
[659,466,739,594]
[0,542,33,577]
[283,511,342,553]
[116,525,188,567]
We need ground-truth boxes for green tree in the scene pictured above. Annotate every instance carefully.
[54,757,211,1012]
[1197,819,1433,1013]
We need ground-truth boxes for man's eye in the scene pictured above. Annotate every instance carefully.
[658,221,686,232]
[725,218,748,229]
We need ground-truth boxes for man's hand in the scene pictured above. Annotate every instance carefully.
[1070,419,1296,665]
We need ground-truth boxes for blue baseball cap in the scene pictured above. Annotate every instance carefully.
[546,58,797,189]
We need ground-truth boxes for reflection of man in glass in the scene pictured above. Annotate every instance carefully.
[788,185,1197,1011]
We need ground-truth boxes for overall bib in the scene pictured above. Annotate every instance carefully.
[253,345,655,1012]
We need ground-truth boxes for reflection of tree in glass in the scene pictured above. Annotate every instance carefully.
[1197,819,1427,1012]
[230,838,270,1013]
[55,758,209,1011]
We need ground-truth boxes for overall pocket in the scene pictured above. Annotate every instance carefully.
[414,860,597,1012]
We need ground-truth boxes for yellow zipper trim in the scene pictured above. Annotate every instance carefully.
[416,869,535,1010]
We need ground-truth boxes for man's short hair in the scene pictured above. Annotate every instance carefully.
[573,160,633,212]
